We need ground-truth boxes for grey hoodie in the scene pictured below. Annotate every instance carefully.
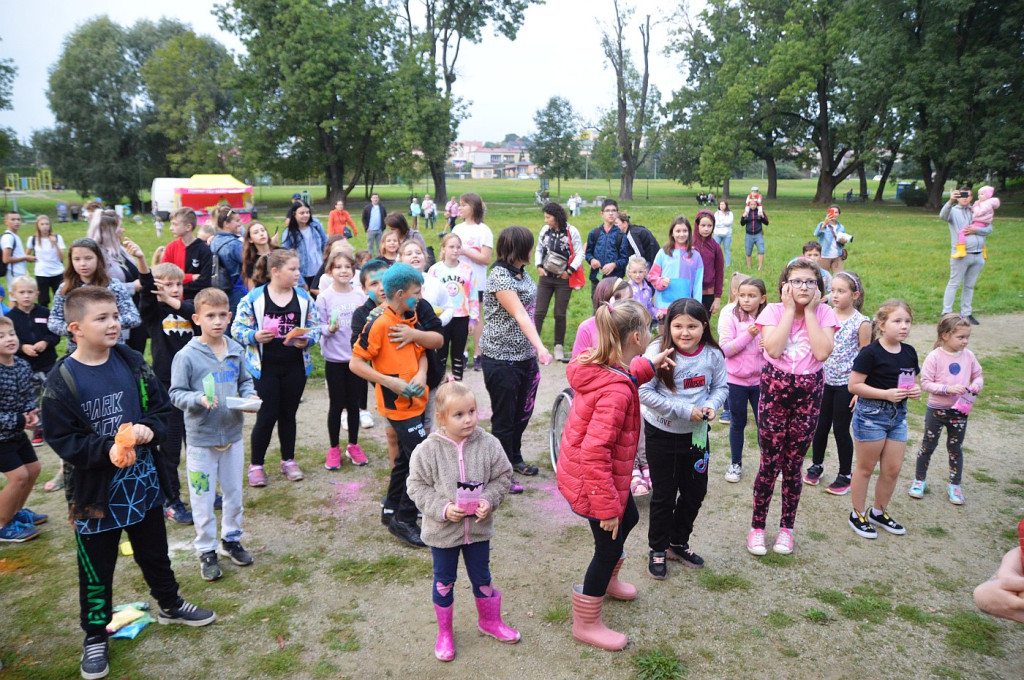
[639,340,728,434]
[169,337,257,447]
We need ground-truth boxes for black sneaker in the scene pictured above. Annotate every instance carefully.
[825,474,852,496]
[388,518,427,548]
[667,544,705,569]
[868,508,906,535]
[473,355,482,371]
[80,635,109,680]
[648,550,667,580]
[967,315,980,325]
[214,494,223,510]
[157,599,217,627]
[219,540,254,566]
[380,506,395,526]
[803,464,824,486]
[848,510,877,539]
[200,551,222,581]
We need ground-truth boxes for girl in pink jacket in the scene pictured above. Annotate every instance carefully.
[955,185,1000,258]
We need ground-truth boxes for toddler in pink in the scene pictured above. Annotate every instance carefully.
[955,185,999,257]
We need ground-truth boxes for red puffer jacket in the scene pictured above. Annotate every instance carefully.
[556,355,655,521]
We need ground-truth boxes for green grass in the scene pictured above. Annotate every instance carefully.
[942,611,1002,656]
[330,553,431,585]
[542,603,571,624]
[813,586,892,623]
[801,608,834,625]
[697,570,752,592]
[971,469,997,483]
[894,604,933,626]
[977,354,1024,417]
[766,609,794,629]
[924,526,949,538]
[631,647,687,680]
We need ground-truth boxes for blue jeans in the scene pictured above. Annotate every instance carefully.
[852,398,908,443]
[367,229,382,258]
[431,540,491,606]
[728,383,760,465]
[714,233,732,266]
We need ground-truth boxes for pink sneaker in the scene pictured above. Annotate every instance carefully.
[346,444,368,466]
[773,528,794,555]
[280,460,304,481]
[324,447,342,470]
[247,465,267,487]
[747,528,767,556]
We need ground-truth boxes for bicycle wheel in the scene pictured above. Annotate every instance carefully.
[549,388,574,471]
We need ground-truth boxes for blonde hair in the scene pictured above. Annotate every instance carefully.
[727,271,746,304]
[580,299,651,368]
[934,313,971,348]
[626,254,649,271]
[872,299,913,341]
[434,381,476,421]
[0,316,13,332]
[152,262,185,281]
[194,287,230,314]
[10,275,37,292]
[197,223,216,240]
[440,233,462,249]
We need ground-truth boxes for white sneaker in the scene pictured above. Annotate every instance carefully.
[359,410,374,429]
[724,463,742,483]
[553,344,564,362]
[341,410,348,430]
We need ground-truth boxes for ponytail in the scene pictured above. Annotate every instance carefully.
[580,299,650,368]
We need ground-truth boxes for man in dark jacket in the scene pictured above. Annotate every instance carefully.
[584,199,629,297]
[361,193,387,258]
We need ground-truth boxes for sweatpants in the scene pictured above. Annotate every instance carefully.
[583,494,638,597]
[440,316,470,381]
[645,424,709,552]
[534,275,572,346]
[810,382,855,475]
[431,540,491,606]
[325,360,361,447]
[481,356,539,467]
[386,415,427,523]
[942,252,985,316]
[915,407,968,485]
[751,363,823,530]
[158,378,186,504]
[186,440,244,554]
[76,505,180,639]
[251,359,307,465]
[727,383,760,466]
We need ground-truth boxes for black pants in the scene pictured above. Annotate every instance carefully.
[534,275,572,346]
[36,274,62,306]
[76,505,180,639]
[583,494,638,597]
[701,293,715,313]
[810,382,854,475]
[915,407,968,485]
[158,378,185,504]
[386,415,426,522]
[325,361,361,447]
[440,316,470,380]
[251,359,307,465]
[645,423,709,552]
[481,356,539,467]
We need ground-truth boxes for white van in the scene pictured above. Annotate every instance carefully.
[150,178,189,220]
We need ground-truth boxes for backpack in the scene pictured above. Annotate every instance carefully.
[210,238,234,292]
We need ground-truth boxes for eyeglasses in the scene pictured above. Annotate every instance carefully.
[787,279,818,289]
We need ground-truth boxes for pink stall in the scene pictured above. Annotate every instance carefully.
[174,174,255,225]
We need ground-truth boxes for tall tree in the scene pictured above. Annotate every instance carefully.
[0,39,16,165]
[528,96,583,199]
[589,110,621,193]
[602,0,662,202]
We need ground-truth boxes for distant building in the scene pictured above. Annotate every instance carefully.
[448,141,537,179]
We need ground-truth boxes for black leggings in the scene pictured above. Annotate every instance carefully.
[645,424,709,551]
[325,360,361,447]
[36,274,62,307]
[810,382,854,475]
[251,359,307,465]
[440,316,470,380]
[584,494,639,597]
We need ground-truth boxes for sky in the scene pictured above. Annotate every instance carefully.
[0,0,701,145]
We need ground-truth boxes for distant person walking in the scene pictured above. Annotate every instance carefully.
[362,194,387,258]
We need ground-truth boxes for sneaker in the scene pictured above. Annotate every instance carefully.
[667,544,704,569]
[380,506,395,526]
[0,520,40,543]
[553,344,564,363]
[80,635,109,680]
[648,550,667,579]
[200,551,222,581]
[724,463,742,483]
[31,427,43,446]
[849,510,878,538]
[387,518,427,548]
[346,444,368,466]
[825,474,852,496]
[157,599,217,627]
[908,480,926,498]
[803,464,823,486]
[247,465,267,487]
[280,459,304,481]
[508,479,524,495]
[164,500,193,524]
[869,509,906,535]
[719,410,731,424]
[967,315,980,326]
[746,528,767,556]
[219,540,254,566]
[325,446,342,470]
[214,494,223,510]
[513,461,539,476]
[473,355,482,371]
[13,507,48,525]
[773,528,794,555]
[359,410,374,429]
[640,465,651,489]
[630,470,648,496]
[948,484,965,505]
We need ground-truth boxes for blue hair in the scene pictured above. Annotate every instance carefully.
[380,262,424,297]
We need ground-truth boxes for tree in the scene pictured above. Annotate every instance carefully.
[601,0,662,202]
[141,31,237,176]
[528,97,583,198]
[590,111,621,193]
[0,40,16,166]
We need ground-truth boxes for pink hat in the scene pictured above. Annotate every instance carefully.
[977,185,995,201]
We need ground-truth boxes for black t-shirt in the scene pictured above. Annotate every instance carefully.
[261,288,304,365]
[851,341,919,394]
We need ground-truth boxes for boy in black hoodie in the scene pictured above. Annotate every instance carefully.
[7,276,59,445]
[41,286,215,680]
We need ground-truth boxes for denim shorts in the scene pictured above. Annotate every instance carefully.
[744,233,765,255]
[852,397,908,443]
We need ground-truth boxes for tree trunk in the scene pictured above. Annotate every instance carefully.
[874,150,897,201]
[813,174,840,203]
[926,167,949,209]
[764,157,777,200]
[722,177,730,200]
[858,165,868,198]
[618,170,634,202]
[429,159,448,206]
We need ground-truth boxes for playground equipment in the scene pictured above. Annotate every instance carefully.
[4,170,53,192]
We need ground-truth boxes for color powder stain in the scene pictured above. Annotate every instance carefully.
[331,480,366,511]
[536,484,572,518]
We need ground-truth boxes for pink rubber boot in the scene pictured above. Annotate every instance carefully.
[474,586,521,643]
[571,585,627,651]
[433,604,455,661]
[605,556,637,601]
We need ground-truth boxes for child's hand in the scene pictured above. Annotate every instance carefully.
[702,407,716,422]
[254,329,276,343]
[780,283,795,310]
[906,384,921,400]
[599,517,619,540]
[658,277,670,290]
[131,424,154,444]
[656,309,666,320]
[805,286,822,311]
[328,318,339,333]
[651,346,675,371]
[444,504,467,522]
[24,409,39,429]
[474,498,491,522]
[33,340,48,353]
[885,388,907,403]
[122,239,145,260]
[747,324,760,337]
[200,395,218,409]
[291,335,310,349]
[757,337,766,350]
[387,324,417,349]
[21,343,38,357]
[537,348,553,365]
[689,408,705,422]
[109,441,136,468]
[947,384,968,396]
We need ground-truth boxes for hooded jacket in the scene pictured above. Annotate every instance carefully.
[231,284,321,379]
[556,355,655,522]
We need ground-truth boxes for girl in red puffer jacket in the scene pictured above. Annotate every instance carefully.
[556,299,674,652]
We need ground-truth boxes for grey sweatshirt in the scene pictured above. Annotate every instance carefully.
[169,337,257,447]
[639,341,729,434]
[939,202,992,254]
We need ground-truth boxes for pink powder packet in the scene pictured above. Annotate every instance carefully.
[953,390,976,415]
[897,370,916,390]
[262,315,281,336]
[456,481,482,513]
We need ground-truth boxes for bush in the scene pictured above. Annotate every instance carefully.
[901,187,929,207]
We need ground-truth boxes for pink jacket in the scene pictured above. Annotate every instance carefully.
[971,186,1000,226]
[719,312,764,386]
[920,347,983,409]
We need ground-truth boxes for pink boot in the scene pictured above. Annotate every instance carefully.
[571,585,627,651]
[474,586,520,643]
[433,604,455,661]
[605,556,637,601]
